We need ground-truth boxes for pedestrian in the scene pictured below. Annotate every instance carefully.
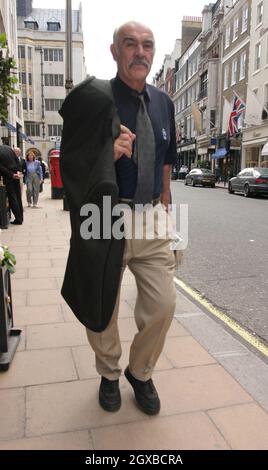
[60,21,177,415]
[24,151,43,207]
[0,144,23,225]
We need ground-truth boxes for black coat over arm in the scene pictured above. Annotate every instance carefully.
[59,77,125,332]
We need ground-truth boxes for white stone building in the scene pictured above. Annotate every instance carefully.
[17,0,87,160]
[242,0,268,168]
[0,0,23,147]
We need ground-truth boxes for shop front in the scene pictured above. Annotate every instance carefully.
[242,124,268,169]
[177,141,196,169]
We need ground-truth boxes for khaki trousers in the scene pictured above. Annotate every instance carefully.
[86,204,177,381]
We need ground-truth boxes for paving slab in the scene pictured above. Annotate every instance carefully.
[25,378,149,437]
[0,348,77,388]
[208,403,268,450]
[0,430,93,450]
[91,412,230,450]
[0,388,25,441]
[26,322,88,349]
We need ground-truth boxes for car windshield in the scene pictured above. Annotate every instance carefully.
[201,169,213,174]
[257,168,268,175]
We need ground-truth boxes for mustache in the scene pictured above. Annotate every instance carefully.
[129,59,149,69]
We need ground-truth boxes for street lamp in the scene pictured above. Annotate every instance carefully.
[65,0,73,94]
[35,46,45,139]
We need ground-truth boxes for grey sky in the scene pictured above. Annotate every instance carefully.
[32,0,206,80]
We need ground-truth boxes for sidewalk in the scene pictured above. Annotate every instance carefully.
[0,181,267,450]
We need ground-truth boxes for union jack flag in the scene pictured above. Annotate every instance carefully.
[227,92,246,137]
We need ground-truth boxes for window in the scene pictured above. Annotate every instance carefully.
[16,97,21,119]
[18,45,25,59]
[200,71,208,98]
[264,83,268,108]
[187,88,191,106]
[22,98,28,110]
[188,62,192,78]
[28,47,32,60]
[240,51,246,80]
[25,123,40,136]
[255,43,261,71]
[19,72,26,84]
[210,110,216,129]
[29,98,33,110]
[233,16,239,41]
[24,20,38,30]
[242,6,248,32]
[256,2,263,26]
[224,64,229,89]
[231,59,237,85]
[28,73,32,86]
[44,74,64,86]
[48,124,62,137]
[44,48,63,62]
[225,24,231,49]
[45,99,64,111]
[186,116,191,139]
[47,22,61,32]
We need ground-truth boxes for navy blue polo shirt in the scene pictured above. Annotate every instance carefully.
[111,75,177,199]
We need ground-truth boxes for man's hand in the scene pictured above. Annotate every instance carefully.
[160,192,171,211]
[114,125,135,161]
[13,171,21,180]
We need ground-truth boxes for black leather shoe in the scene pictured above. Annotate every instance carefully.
[124,367,160,415]
[10,220,22,225]
[99,377,121,412]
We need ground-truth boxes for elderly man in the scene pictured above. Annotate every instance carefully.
[89,21,178,415]
[60,21,177,415]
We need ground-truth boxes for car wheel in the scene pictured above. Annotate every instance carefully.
[228,182,234,194]
[243,184,250,197]
[191,179,195,187]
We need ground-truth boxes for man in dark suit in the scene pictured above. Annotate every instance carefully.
[0,145,23,225]
[85,22,177,415]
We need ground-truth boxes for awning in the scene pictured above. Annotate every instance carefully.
[212,148,227,159]
[5,122,17,132]
[261,142,268,156]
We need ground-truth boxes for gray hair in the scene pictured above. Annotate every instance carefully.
[112,21,155,50]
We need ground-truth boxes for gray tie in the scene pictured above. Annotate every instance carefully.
[132,93,155,205]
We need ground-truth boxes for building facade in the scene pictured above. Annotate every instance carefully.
[0,0,23,147]
[242,0,268,168]
[16,0,86,160]
[195,1,224,169]
[174,33,202,170]
[219,0,252,178]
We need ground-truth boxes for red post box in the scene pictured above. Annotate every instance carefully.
[49,150,63,199]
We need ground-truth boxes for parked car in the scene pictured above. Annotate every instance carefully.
[184,168,216,187]
[228,167,268,197]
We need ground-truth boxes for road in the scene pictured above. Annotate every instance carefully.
[171,180,268,345]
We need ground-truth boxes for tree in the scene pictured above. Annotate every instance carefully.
[0,34,19,124]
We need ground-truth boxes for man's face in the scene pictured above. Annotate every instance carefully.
[111,23,155,90]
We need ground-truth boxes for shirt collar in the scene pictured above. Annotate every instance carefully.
[113,74,151,102]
